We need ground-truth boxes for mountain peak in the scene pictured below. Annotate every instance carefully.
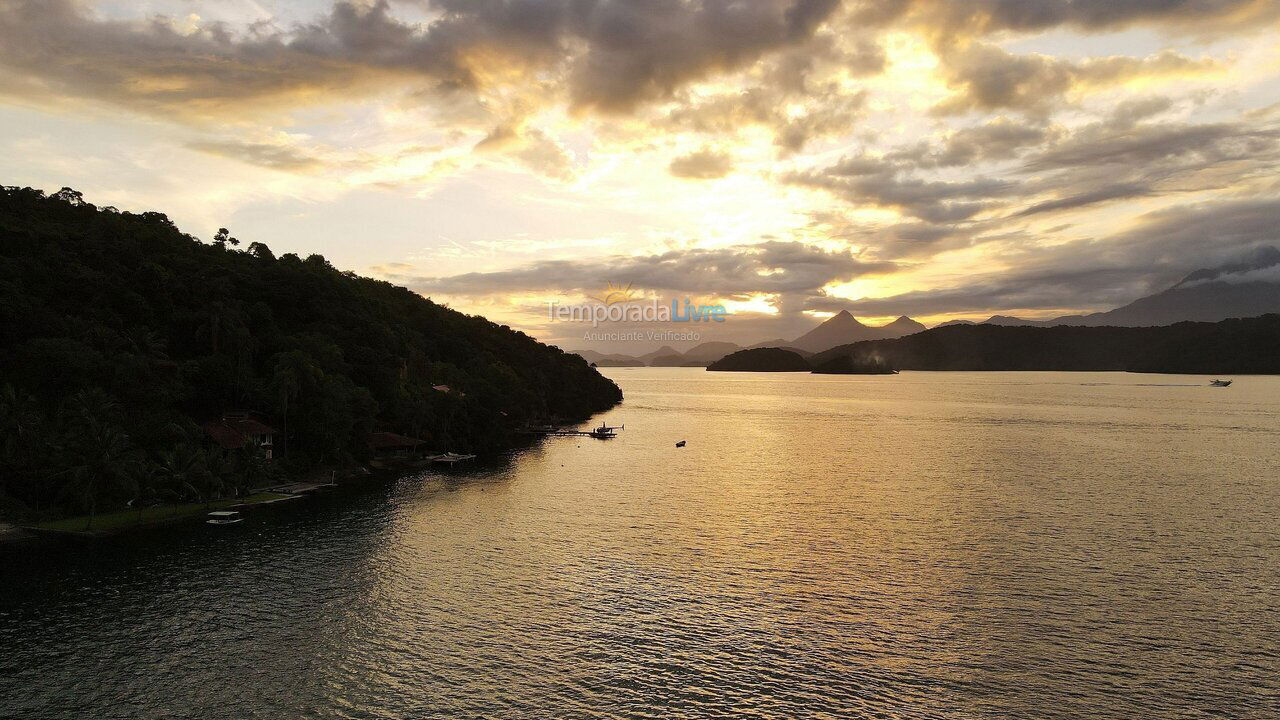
[790,311,922,352]
[825,310,864,327]
[882,316,927,333]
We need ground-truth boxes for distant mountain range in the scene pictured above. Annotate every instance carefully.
[574,247,1280,367]
[575,313,926,366]
[790,312,926,352]
[810,314,1280,374]
[947,247,1280,328]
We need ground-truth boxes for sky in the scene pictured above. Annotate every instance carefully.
[1,0,1278,353]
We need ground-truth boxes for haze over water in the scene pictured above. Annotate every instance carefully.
[3,369,1278,719]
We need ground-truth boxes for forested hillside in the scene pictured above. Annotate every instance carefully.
[0,186,620,519]
[810,316,1280,373]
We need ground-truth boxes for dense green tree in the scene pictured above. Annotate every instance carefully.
[0,186,620,520]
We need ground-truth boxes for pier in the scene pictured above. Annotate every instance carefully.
[521,422,624,439]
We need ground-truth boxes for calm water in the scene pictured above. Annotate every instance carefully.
[2,369,1279,719]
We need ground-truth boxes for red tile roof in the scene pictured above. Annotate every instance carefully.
[203,416,276,450]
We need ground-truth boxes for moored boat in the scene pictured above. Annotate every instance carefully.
[431,452,477,464]
[206,511,243,525]
[1210,379,1233,387]
[588,422,623,439]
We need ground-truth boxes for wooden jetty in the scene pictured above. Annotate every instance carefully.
[520,422,624,439]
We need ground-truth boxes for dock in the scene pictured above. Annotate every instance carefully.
[520,429,596,437]
[520,423,624,439]
[264,481,338,495]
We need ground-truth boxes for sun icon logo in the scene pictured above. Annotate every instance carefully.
[589,281,636,305]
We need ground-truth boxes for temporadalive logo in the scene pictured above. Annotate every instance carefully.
[548,282,730,327]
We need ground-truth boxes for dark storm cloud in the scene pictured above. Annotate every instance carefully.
[0,0,844,118]
[377,240,894,300]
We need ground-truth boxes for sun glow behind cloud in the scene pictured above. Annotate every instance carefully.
[0,0,1278,349]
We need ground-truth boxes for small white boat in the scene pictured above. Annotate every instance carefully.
[431,452,477,464]
[1210,379,1233,387]
[206,511,243,525]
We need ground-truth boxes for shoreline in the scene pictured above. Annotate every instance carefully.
[0,417,611,546]
[18,491,302,539]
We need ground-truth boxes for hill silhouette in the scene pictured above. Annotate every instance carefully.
[810,315,1280,374]
[789,311,926,352]
[0,186,621,521]
[707,348,812,372]
[968,248,1280,328]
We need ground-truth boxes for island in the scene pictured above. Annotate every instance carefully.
[0,186,622,531]
[810,354,898,374]
[707,347,813,372]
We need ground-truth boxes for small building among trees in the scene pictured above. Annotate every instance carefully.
[204,411,276,460]
[367,431,429,459]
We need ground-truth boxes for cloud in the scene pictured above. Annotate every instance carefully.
[785,154,1015,223]
[932,44,1220,115]
[1175,248,1280,288]
[855,0,1280,38]
[379,240,894,304]
[0,0,850,131]
[1014,183,1152,217]
[1008,117,1280,216]
[1023,121,1276,171]
[804,211,977,260]
[888,117,1057,167]
[830,198,1280,316]
[661,84,868,153]
[185,138,329,172]
[475,124,577,180]
[669,149,733,179]
[566,0,842,113]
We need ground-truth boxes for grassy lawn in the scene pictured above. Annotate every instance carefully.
[30,493,295,534]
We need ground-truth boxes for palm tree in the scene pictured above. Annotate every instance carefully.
[60,422,141,530]
[271,351,321,460]
[154,444,208,511]
[0,385,40,506]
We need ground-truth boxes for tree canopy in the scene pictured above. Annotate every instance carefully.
[0,186,620,520]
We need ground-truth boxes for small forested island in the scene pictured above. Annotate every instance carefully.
[0,186,621,527]
[810,354,898,374]
[706,347,814,372]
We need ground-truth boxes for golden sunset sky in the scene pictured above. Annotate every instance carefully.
[2,0,1278,351]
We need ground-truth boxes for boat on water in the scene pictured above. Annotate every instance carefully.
[588,422,623,439]
[206,511,243,526]
[675,440,686,447]
[1210,379,1233,387]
